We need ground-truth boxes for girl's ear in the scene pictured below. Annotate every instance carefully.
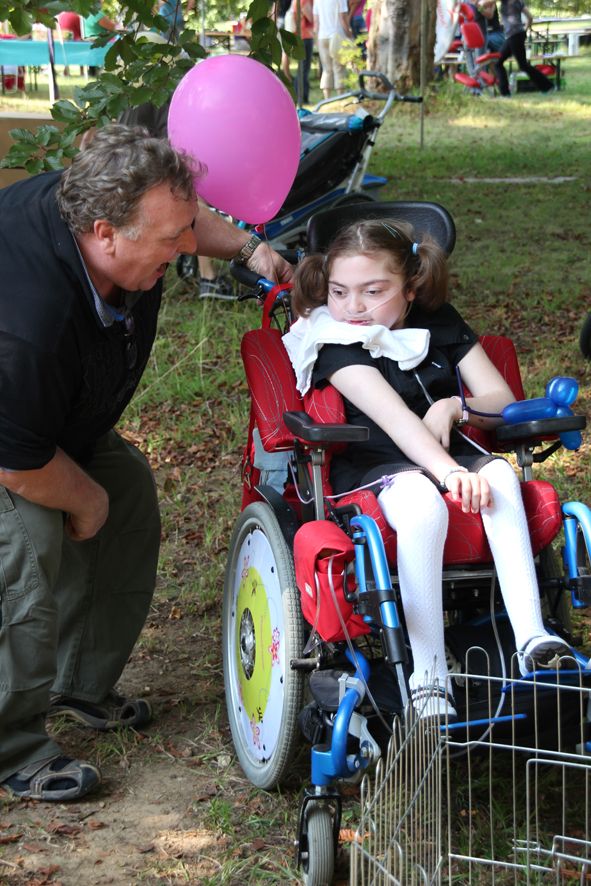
[406,288,416,303]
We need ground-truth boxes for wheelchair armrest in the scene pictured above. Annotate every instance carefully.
[496,414,586,443]
[283,410,369,444]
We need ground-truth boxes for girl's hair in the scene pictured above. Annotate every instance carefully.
[291,218,449,318]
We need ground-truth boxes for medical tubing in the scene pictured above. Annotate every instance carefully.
[327,554,395,735]
[454,366,502,419]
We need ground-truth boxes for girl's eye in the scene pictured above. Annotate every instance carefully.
[329,288,346,299]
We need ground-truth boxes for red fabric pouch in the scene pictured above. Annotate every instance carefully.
[294,521,370,643]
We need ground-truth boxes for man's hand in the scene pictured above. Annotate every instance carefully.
[247,241,294,284]
[65,482,109,541]
[0,448,110,542]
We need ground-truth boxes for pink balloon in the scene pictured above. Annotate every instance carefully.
[168,55,301,224]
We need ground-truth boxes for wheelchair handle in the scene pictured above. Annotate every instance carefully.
[229,261,275,293]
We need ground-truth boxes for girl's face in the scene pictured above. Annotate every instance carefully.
[326,251,414,329]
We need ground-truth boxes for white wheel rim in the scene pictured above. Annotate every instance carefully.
[228,527,287,763]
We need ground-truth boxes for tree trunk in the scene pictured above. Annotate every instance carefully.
[367,0,437,91]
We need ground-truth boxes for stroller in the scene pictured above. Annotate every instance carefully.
[251,72,421,250]
[222,201,591,885]
[176,73,422,281]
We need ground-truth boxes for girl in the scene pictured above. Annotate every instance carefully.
[284,219,572,718]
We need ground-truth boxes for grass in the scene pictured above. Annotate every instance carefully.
[1,50,591,885]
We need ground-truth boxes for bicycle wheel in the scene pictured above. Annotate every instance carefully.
[302,802,335,886]
[223,502,304,789]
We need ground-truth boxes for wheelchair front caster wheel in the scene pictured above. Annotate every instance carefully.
[301,802,336,886]
[222,502,304,789]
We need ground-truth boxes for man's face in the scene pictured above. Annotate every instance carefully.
[109,182,198,292]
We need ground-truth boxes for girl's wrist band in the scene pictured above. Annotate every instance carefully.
[442,467,469,489]
[452,395,469,426]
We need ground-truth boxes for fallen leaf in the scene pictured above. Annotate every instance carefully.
[46,823,82,837]
[0,833,22,844]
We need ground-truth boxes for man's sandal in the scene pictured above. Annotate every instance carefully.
[1,755,101,801]
[48,690,153,732]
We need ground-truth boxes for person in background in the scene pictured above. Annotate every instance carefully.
[313,0,352,98]
[478,0,505,52]
[281,0,315,105]
[157,0,195,43]
[495,0,553,96]
[348,0,366,58]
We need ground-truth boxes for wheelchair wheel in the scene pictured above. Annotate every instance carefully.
[302,803,335,886]
[222,501,304,789]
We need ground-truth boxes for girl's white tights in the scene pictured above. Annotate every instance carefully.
[376,459,548,691]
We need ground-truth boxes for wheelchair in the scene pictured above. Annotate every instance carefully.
[221,201,591,885]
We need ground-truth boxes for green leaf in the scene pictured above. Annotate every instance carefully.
[8,127,38,145]
[51,101,82,123]
[248,0,273,22]
[280,29,305,59]
[36,124,62,146]
[24,157,45,175]
[8,6,32,35]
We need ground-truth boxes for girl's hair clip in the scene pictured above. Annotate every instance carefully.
[412,242,420,255]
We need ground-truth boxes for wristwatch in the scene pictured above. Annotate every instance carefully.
[233,234,262,265]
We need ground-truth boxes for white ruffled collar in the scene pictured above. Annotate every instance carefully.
[282,305,430,395]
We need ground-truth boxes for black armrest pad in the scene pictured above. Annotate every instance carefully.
[496,414,586,443]
[283,410,369,443]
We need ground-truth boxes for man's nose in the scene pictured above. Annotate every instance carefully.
[177,225,197,255]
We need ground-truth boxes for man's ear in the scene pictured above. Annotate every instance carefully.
[93,219,117,255]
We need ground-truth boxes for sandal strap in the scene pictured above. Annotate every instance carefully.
[4,755,101,801]
[49,693,152,731]
[411,685,454,703]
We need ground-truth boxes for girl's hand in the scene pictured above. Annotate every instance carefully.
[443,470,492,513]
[422,398,461,449]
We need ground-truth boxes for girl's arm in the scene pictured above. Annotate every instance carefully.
[422,342,516,449]
[328,363,491,513]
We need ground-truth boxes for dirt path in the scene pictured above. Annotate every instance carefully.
[0,602,311,885]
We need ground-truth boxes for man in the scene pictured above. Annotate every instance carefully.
[0,124,291,801]
[313,0,352,99]
[495,0,553,96]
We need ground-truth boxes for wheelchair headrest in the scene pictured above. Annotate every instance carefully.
[306,201,456,256]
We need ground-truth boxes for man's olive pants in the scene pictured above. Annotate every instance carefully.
[0,431,161,782]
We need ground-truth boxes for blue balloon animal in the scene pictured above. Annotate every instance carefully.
[501,376,582,450]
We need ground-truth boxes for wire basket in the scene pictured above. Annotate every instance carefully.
[350,655,591,885]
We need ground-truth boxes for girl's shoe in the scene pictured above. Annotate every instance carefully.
[517,635,578,676]
[410,686,457,722]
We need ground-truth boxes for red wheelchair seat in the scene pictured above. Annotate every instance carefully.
[241,327,563,565]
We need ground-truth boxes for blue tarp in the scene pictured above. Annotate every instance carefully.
[0,39,110,67]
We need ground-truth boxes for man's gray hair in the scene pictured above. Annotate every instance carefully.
[56,124,203,235]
